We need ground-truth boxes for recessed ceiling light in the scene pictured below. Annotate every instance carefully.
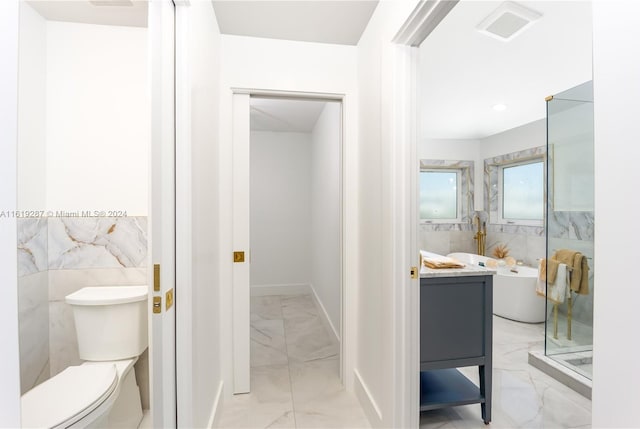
[478,1,542,42]
[493,104,507,111]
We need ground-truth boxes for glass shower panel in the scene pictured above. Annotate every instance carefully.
[545,81,594,380]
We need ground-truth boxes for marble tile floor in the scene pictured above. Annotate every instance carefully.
[219,294,592,429]
[420,316,592,429]
[218,293,371,429]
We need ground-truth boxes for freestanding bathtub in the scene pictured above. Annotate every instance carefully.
[447,252,546,323]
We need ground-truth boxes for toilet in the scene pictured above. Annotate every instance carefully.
[21,285,148,428]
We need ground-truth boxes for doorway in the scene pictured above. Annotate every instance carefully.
[12,0,177,428]
[232,92,345,392]
[223,93,365,427]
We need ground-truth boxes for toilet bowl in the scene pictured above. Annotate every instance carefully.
[21,285,148,428]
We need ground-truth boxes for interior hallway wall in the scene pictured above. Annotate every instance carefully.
[183,1,223,426]
[310,102,342,337]
[592,1,640,426]
[218,34,358,397]
[355,0,419,426]
[16,1,49,396]
[250,131,312,288]
[0,0,21,424]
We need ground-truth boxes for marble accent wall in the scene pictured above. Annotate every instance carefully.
[17,218,49,394]
[17,216,149,403]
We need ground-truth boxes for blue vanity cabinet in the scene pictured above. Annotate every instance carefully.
[419,274,493,424]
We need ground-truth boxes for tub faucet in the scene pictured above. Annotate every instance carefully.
[473,213,486,256]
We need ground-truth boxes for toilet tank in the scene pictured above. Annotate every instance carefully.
[66,286,148,361]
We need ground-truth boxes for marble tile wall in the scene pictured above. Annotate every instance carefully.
[17,216,149,404]
[17,218,49,394]
[419,159,474,233]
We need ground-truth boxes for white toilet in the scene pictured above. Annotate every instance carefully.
[21,285,148,428]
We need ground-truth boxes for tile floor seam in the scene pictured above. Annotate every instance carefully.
[279,294,299,429]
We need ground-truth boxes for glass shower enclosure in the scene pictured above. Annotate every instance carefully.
[545,80,594,380]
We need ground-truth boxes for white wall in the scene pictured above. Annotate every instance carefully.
[0,0,22,425]
[356,1,419,426]
[17,1,46,211]
[479,119,545,160]
[250,131,312,287]
[183,1,223,426]
[592,1,640,427]
[45,21,148,215]
[310,102,342,337]
[218,34,358,395]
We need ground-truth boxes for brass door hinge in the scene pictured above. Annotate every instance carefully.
[233,251,245,263]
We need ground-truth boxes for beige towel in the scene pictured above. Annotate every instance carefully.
[423,258,465,269]
[538,258,561,284]
[421,252,465,269]
[553,249,590,295]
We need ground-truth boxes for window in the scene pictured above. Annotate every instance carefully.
[499,160,544,225]
[420,169,461,222]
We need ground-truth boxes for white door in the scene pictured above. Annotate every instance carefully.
[149,0,177,426]
[232,92,251,394]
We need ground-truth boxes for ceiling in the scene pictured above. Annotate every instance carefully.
[250,98,330,133]
[24,0,592,140]
[419,1,593,140]
[211,0,379,45]
[26,0,147,27]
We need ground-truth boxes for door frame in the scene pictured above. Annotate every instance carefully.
[173,0,192,426]
[149,0,178,426]
[390,1,459,427]
[231,88,349,393]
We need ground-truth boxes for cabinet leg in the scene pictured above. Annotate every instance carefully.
[479,365,492,424]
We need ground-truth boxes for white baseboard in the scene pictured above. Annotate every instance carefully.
[250,283,311,296]
[309,284,340,343]
[354,368,382,427]
[207,381,224,428]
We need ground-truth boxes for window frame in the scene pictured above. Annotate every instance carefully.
[497,158,544,227]
[419,168,463,224]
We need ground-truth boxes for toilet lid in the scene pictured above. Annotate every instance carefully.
[21,364,117,428]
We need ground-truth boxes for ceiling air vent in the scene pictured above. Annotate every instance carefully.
[477,1,541,41]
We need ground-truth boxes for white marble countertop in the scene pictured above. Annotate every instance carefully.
[419,264,495,278]
[419,250,496,278]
